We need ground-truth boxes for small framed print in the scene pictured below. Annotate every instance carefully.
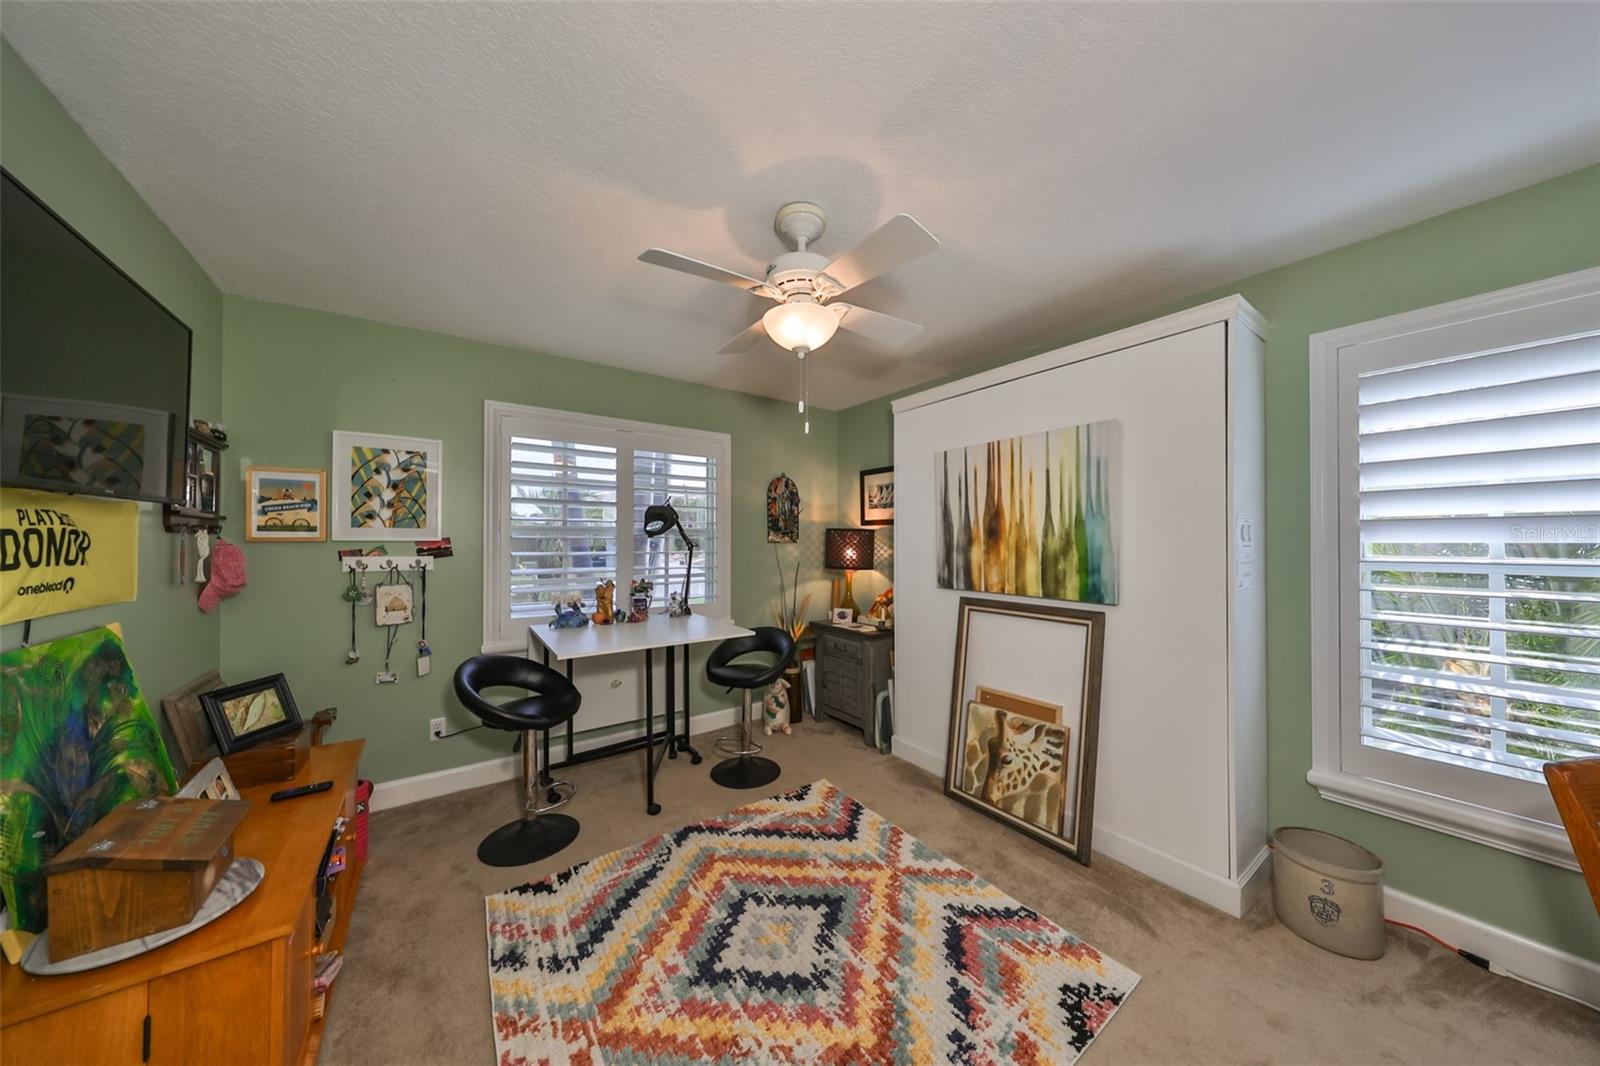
[860,466,893,526]
[245,466,327,542]
[830,607,854,625]
[200,674,303,754]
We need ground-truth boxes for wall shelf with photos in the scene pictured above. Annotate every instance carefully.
[162,425,228,533]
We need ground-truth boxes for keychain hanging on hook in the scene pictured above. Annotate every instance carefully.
[415,565,432,677]
[341,570,362,665]
[374,562,414,685]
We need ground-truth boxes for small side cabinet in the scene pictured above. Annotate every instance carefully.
[812,622,893,741]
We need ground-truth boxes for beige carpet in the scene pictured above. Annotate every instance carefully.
[323,718,1598,1064]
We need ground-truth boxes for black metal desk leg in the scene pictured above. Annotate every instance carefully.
[666,645,678,759]
[680,643,702,765]
[565,659,575,762]
[645,648,660,815]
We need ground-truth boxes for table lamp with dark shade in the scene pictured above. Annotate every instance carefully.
[824,527,875,616]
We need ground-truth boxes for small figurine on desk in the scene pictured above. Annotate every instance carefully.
[867,586,895,628]
[592,579,616,625]
[549,592,590,629]
[666,591,691,618]
[624,578,652,624]
[763,676,793,736]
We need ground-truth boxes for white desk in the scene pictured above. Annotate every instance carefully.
[528,614,753,814]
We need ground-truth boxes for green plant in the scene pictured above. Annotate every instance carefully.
[772,546,812,641]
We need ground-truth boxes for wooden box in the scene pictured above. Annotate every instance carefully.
[223,722,312,786]
[45,797,250,961]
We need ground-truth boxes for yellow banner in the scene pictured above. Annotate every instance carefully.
[1,488,138,625]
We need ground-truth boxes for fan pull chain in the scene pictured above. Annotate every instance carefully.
[799,349,810,434]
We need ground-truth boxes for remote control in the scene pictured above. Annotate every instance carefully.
[270,780,334,802]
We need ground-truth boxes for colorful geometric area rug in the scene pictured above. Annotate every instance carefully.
[485,780,1139,1065]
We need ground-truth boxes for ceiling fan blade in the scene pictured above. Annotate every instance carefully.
[717,316,771,354]
[639,248,776,296]
[835,304,924,349]
[819,214,939,294]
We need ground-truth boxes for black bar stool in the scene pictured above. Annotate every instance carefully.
[705,626,795,789]
[452,655,581,866]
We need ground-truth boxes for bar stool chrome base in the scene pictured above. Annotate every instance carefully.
[710,754,781,790]
[477,727,580,866]
[712,688,781,790]
[478,814,580,867]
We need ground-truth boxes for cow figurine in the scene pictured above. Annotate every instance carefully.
[763,676,793,736]
[549,591,590,629]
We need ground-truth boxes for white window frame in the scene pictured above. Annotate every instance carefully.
[1308,267,1599,871]
[481,401,732,652]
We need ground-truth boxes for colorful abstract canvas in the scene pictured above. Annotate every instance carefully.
[0,624,178,931]
[934,420,1120,605]
[486,780,1138,1063]
[332,431,443,540]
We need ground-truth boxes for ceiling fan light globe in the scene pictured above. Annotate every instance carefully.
[762,301,839,352]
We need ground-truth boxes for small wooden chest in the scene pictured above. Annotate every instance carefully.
[45,797,251,961]
[223,722,311,786]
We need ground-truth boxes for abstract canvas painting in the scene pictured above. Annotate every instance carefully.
[0,624,178,931]
[934,419,1120,605]
[332,431,443,540]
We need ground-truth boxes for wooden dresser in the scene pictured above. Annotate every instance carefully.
[1,740,365,1066]
[812,622,893,740]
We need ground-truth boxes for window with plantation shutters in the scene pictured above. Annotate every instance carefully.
[1355,335,1600,780]
[633,449,717,606]
[1310,270,1600,868]
[483,403,731,650]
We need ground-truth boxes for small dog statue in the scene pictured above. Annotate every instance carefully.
[591,579,616,625]
[763,676,793,736]
[549,591,590,629]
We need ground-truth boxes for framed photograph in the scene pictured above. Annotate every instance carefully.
[199,674,303,754]
[859,465,894,526]
[176,756,241,801]
[161,670,224,771]
[830,606,854,625]
[944,597,1105,865]
[332,430,443,541]
[245,466,327,542]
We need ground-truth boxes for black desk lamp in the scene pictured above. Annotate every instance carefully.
[643,498,696,616]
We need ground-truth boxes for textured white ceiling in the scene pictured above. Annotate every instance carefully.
[6,3,1597,409]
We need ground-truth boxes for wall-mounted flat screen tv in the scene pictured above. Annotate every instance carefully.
[1,168,192,506]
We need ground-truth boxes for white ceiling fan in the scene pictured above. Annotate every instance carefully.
[639,202,939,431]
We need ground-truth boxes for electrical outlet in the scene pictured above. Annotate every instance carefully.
[429,716,446,740]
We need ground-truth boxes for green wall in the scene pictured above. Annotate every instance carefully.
[219,297,839,784]
[0,41,224,704]
[835,165,1600,961]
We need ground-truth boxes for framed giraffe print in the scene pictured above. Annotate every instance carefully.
[944,597,1105,864]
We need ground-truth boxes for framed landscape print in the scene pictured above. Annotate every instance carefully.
[332,431,443,540]
[944,597,1105,864]
[244,466,327,542]
[860,465,893,526]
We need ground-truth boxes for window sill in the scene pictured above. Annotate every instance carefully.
[1305,767,1577,872]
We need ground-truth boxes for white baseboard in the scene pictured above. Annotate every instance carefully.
[1384,885,1600,1009]
[890,734,945,777]
[1093,825,1267,918]
[370,705,739,812]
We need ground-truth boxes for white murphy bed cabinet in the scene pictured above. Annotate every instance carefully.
[891,297,1269,917]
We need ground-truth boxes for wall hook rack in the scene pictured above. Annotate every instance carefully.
[338,555,435,573]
